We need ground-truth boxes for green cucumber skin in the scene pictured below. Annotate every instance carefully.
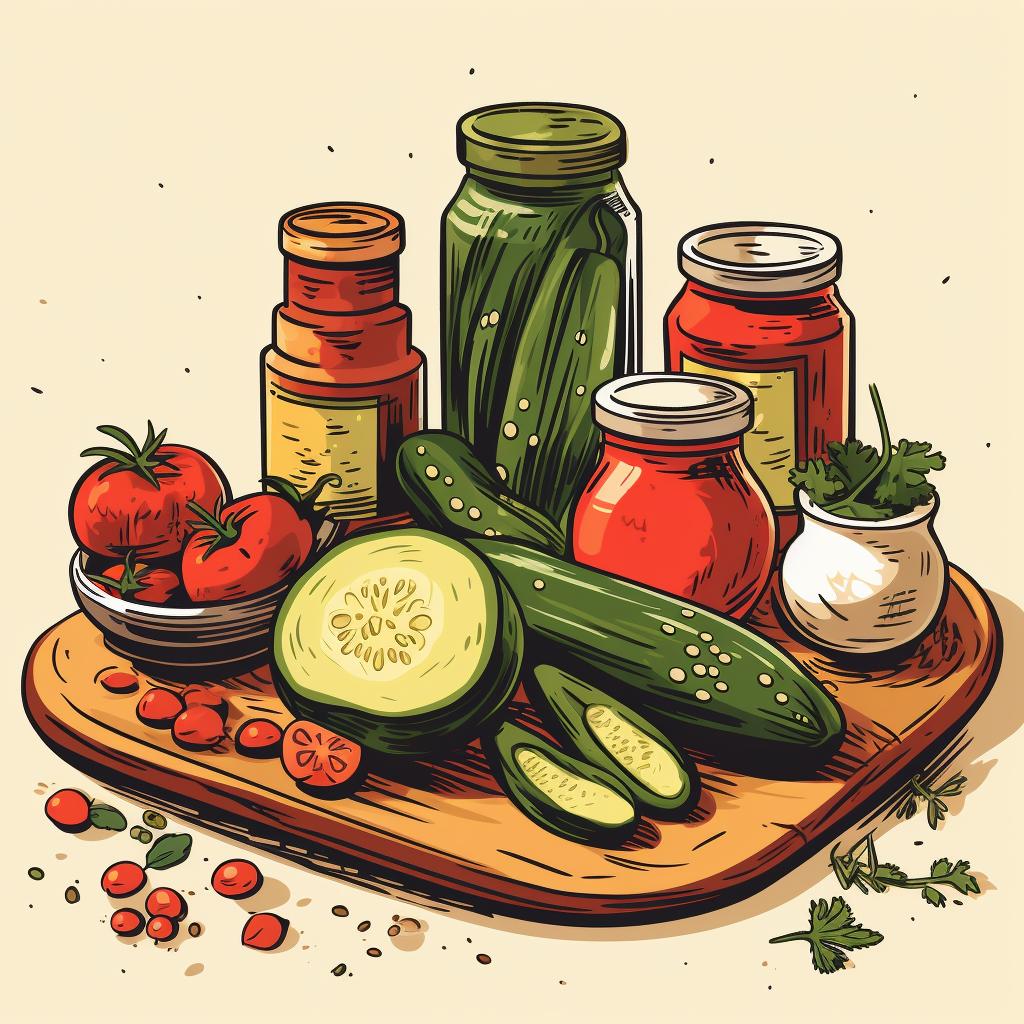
[395,432,565,554]
[530,666,700,819]
[275,557,525,760]
[471,541,845,766]
[488,721,638,847]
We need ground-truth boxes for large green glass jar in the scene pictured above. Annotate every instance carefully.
[441,102,641,527]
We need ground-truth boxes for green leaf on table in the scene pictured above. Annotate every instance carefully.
[88,804,127,832]
[145,832,192,870]
[922,886,946,908]
[769,897,884,975]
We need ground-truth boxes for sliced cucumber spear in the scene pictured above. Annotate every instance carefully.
[531,666,700,819]
[396,431,565,554]
[489,722,637,847]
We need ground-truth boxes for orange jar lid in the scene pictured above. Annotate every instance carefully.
[279,203,404,264]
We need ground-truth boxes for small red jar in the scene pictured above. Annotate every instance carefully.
[665,222,853,549]
[571,374,775,618]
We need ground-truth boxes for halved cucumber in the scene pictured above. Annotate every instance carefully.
[273,529,524,757]
[531,666,699,818]
[489,721,638,846]
[396,431,565,553]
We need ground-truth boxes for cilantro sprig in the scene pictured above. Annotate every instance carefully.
[769,897,883,974]
[830,832,980,908]
[895,771,968,829]
[790,384,945,520]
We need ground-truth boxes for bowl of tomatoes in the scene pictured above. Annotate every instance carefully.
[69,422,341,678]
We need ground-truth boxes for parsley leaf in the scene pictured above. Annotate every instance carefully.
[826,439,881,491]
[789,458,843,505]
[770,897,883,975]
[874,439,946,510]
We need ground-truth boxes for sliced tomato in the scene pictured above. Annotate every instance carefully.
[281,721,361,792]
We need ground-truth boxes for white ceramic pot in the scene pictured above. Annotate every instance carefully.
[779,490,947,655]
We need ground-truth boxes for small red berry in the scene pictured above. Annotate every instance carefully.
[101,861,146,898]
[147,914,179,942]
[241,912,288,950]
[211,859,263,899]
[145,887,188,920]
[172,705,226,751]
[235,719,283,758]
[45,788,91,832]
[110,908,146,936]
[101,671,140,694]
[136,687,186,728]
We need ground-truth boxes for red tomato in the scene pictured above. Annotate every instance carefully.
[136,688,186,728]
[147,915,179,942]
[89,552,179,604]
[71,421,229,561]
[241,912,289,950]
[211,859,264,899]
[110,908,146,936]
[45,788,91,832]
[101,861,146,898]
[146,887,188,920]
[235,719,283,758]
[180,474,338,603]
[172,705,226,751]
[282,721,362,792]
[182,685,228,719]
[100,671,140,694]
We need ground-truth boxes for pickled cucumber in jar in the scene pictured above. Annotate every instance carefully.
[441,103,641,527]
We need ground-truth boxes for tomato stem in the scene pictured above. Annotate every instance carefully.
[81,421,173,489]
[87,550,153,598]
[186,501,240,557]
[261,473,341,518]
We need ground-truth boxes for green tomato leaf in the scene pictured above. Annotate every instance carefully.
[145,832,192,870]
[88,804,128,832]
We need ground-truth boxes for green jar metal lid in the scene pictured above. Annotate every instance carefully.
[457,103,626,181]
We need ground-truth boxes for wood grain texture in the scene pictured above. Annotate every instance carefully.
[22,567,1000,925]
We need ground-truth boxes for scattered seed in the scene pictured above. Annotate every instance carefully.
[669,667,686,682]
[331,905,349,917]
[367,947,382,957]
[477,954,492,965]
[332,963,348,976]
[184,963,204,977]
[387,925,401,937]
[188,922,202,937]
[64,886,80,904]
[28,868,44,880]
[357,920,371,932]
[695,690,712,702]
[142,810,166,830]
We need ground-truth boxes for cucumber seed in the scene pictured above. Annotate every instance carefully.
[699,632,713,642]
[533,579,545,590]
[484,528,496,537]
[479,314,489,329]
[450,497,464,511]
[575,385,586,396]
[425,465,439,479]
[758,673,773,686]
[715,681,729,692]
[488,309,501,326]
[518,398,530,411]
[680,608,695,618]
[775,692,789,704]
[575,330,587,345]
[709,644,720,655]
[416,445,426,455]
[719,653,732,664]
[695,689,712,702]
[443,476,454,486]
[503,422,518,439]
[669,667,686,682]
[708,666,719,677]
[468,506,481,520]
[685,644,700,657]
[496,464,508,481]
[693,664,707,676]
[661,624,676,635]
[528,434,539,447]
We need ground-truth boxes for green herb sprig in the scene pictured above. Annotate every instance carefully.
[789,384,945,520]
[769,897,883,975]
[895,771,967,829]
[831,832,980,908]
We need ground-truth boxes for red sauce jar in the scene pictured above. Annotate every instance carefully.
[262,203,424,523]
[664,222,853,549]
[571,374,775,618]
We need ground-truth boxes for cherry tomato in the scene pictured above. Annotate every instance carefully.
[89,551,179,604]
[71,421,229,561]
[282,721,362,792]
[136,688,186,728]
[241,912,288,950]
[180,475,338,604]
[236,719,283,758]
[110,908,146,936]
[182,685,228,719]
[146,887,188,920]
[101,671,140,694]
[147,915,179,942]
[45,788,91,833]
[211,859,264,899]
[101,861,146,898]
[172,705,226,751]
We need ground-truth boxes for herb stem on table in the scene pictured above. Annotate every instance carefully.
[896,771,967,829]
[770,897,883,975]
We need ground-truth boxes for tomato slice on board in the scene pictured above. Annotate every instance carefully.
[281,721,361,792]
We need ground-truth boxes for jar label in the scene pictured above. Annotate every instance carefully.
[682,358,797,512]
[264,382,379,519]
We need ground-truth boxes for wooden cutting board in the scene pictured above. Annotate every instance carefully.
[22,567,1000,925]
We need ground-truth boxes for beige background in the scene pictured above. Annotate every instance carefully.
[3,1,1022,1020]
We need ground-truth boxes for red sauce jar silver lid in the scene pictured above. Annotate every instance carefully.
[593,373,754,442]
[679,221,840,294]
